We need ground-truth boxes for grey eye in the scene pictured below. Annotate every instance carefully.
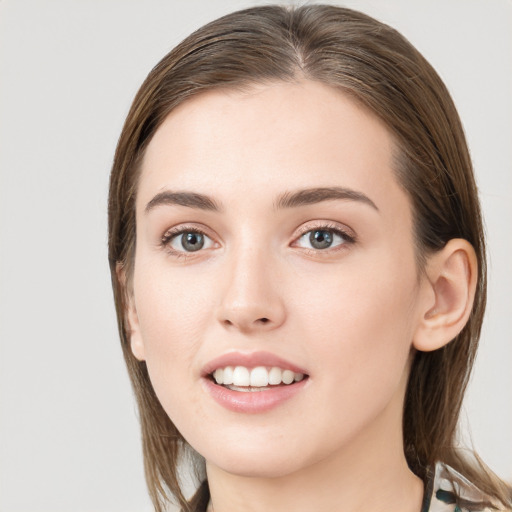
[309,230,333,249]
[296,228,348,250]
[181,232,204,251]
[169,231,214,252]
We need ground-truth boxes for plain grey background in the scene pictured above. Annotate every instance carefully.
[0,1,510,511]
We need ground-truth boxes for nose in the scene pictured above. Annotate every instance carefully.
[216,244,286,334]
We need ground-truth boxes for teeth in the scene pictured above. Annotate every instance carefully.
[212,365,305,388]
[213,368,223,384]
[282,369,295,384]
[232,366,250,386]
[223,366,234,385]
[250,366,269,387]
[268,367,282,385]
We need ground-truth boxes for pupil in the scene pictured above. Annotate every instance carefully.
[182,232,204,252]
[310,230,333,249]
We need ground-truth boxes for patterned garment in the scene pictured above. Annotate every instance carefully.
[205,462,502,512]
[423,462,500,512]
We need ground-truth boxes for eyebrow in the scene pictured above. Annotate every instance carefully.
[144,186,378,214]
[145,191,222,213]
[274,186,379,211]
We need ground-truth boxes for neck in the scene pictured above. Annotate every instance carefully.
[206,398,424,512]
[207,459,422,512]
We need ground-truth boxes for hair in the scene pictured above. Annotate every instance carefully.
[108,4,511,512]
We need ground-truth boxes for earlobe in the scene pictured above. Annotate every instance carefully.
[116,262,146,361]
[413,239,478,352]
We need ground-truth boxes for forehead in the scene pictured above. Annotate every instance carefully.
[138,80,407,218]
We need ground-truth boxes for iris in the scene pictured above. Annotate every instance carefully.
[309,230,333,249]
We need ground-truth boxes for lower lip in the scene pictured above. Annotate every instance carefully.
[202,377,308,413]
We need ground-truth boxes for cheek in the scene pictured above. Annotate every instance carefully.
[292,252,418,412]
[134,255,217,340]
[132,261,217,411]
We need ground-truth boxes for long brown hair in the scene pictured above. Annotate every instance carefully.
[108,5,511,511]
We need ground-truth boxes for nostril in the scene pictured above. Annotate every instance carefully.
[219,314,279,331]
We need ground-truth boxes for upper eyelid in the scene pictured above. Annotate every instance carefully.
[161,223,215,242]
[161,220,355,239]
[293,221,356,240]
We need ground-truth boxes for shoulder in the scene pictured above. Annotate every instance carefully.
[424,462,506,512]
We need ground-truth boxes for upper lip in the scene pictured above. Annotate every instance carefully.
[202,351,308,377]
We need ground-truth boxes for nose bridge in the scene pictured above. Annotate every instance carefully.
[217,234,285,332]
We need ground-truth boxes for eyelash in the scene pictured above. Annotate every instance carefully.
[293,222,356,254]
[160,222,356,258]
[161,225,212,258]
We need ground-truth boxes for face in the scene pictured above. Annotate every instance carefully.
[128,80,428,478]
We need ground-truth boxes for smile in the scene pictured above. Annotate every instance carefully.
[202,352,309,413]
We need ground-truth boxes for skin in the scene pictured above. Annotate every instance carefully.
[126,80,477,512]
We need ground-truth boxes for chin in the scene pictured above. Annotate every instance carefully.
[210,453,303,479]
[197,434,320,479]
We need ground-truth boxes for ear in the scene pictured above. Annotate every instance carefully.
[413,239,478,352]
[116,262,146,361]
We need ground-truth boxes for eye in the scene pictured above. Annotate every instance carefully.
[295,227,353,251]
[163,229,215,253]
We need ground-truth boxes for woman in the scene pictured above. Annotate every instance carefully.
[108,5,511,512]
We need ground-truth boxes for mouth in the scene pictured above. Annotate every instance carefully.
[202,351,309,412]
[209,365,308,392]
